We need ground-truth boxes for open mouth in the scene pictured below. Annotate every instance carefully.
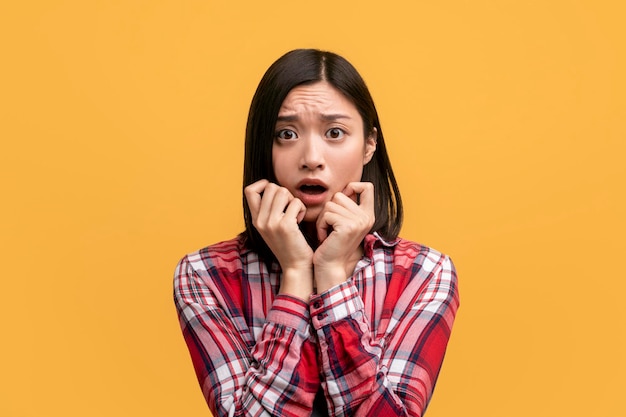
[299,184,327,195]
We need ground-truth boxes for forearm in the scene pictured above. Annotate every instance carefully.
[310,282,406,416]
[244,295,320,415]
[310,268,458,417]
[176,270,319,417]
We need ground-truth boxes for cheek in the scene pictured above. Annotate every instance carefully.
[333,149,365,181]
[271,148,290,184]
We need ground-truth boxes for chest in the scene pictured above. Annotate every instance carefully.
[224,256,398,345]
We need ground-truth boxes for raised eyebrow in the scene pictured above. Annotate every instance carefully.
[276,114,298,123]
[276,113,352,123]
[320,113,352,121]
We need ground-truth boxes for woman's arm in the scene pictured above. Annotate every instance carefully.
[312,248,459,417]
[174,255,320,417]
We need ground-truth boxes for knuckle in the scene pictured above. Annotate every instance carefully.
[277,187,291,198]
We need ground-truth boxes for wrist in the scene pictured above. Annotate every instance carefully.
[279,267,314,301]
[313,264,347,294]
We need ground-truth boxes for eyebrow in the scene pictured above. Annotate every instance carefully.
[276,113,352,122]
[321,113,352,121]
[276,114,298,122]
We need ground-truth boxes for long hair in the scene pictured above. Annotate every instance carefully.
[242,49,403,262]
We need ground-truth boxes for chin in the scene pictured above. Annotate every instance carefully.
[302,208,322,223]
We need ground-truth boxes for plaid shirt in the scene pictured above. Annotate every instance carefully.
[174,233,459,417]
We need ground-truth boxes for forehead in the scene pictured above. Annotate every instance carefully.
[278,81,359,116]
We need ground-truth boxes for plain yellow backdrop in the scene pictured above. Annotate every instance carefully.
[1,1,624,416]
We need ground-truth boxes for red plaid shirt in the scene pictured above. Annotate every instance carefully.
[174,233,459,417]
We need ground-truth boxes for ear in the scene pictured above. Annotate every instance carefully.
[363,127,377,165]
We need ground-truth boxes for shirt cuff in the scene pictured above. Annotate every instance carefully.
[309,281,364,329]
[266,294,311,334]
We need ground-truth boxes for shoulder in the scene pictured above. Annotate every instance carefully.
[398,239,453,271]
[176,235,247,277]
[368,233,457,281]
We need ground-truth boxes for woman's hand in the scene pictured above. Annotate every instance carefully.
[244,180,314,300]
[313,182,375,293]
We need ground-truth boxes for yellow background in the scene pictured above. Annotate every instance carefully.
[1,1,624,416]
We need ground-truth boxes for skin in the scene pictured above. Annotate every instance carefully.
[244,81,377,300]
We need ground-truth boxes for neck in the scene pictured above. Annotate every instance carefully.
[300,222,320,249]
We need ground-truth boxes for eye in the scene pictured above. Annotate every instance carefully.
[326,128,345,140]
[275,129,298,140]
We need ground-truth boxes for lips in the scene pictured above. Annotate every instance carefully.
[295,179,329,206]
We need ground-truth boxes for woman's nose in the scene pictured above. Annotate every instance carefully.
[300,136,325,170]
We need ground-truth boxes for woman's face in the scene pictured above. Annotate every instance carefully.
[272,81,377,222]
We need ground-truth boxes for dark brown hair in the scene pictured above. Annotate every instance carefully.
[242,49,403,261]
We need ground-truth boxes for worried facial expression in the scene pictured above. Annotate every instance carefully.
[272,81,377,223]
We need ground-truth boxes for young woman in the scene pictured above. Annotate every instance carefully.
[174,49,459,417]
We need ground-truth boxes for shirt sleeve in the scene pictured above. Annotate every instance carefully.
[310,253,459,417]
[174,255,320,417]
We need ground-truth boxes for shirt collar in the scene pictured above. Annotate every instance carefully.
[363,232,400,259]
